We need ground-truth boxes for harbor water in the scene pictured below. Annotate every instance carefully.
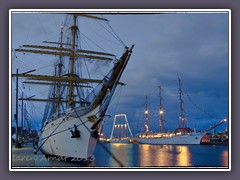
[92,143,228,168]
[11,143,229,169]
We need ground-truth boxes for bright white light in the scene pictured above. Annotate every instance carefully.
[223,118,227,122]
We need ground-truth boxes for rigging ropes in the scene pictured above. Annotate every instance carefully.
[182,87,220,120]
[96,17,126,48]
[104,22,126,47]
[110,85,124,115]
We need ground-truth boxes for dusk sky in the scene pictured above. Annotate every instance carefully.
[11,10,230,136]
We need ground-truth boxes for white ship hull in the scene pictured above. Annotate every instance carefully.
[39,106,101,163]
[134,132,206,145]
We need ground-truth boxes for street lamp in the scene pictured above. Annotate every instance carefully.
[15,68,21,148]
[13,68,36,148]
[21,90,24,145]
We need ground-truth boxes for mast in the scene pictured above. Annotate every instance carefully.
[52,66,57,115]
[15,68,20,147]
[144,96,149,133]
[12,13,128,117]
[158,86,164,133]
[56,26,64,115]
[50,26,65,116]
[68,15,77,108]
[21,90,24,143]
[178,77,185,130]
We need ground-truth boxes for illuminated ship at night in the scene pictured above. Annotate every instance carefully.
[134,78,227,145]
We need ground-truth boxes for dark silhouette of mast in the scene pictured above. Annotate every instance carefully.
[158,86,164,133]
[68,15,77,108]
[178,77,186,132]
[144,96,149,133]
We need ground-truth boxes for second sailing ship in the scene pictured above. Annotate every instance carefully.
[134,78,226,145]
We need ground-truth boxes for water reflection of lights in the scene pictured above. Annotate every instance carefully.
[221,150,228,167]
[176,146,192,166]
[139,144,175,166]
[139,144,151,166]
[97,144,228,168]
[108,143,132,167]
[138,145,192,167]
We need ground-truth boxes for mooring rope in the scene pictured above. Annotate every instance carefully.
[73,108,124,167]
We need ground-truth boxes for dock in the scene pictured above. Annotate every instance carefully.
[11,142,94,168]
[11,142,50,167]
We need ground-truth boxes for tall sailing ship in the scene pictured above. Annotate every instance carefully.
[134,78,227,145]
[12,13,134,163]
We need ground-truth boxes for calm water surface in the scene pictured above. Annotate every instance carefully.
[91,143,229,168]
[44,143,228,168]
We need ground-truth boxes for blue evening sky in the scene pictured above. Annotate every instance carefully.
[11,10,230,136]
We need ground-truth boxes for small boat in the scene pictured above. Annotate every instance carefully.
[201,131,229,146]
